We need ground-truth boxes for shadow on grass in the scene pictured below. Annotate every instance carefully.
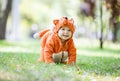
[77,54,120,76]
[77,45,120,76]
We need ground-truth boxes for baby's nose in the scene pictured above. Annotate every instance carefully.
[64,30,68,33]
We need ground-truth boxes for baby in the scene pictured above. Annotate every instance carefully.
[34,17,76,64]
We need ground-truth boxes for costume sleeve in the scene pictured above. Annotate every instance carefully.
[44,37,54,63]
[68,40,76,64]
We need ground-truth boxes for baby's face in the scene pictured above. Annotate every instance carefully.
[58,26,72,41]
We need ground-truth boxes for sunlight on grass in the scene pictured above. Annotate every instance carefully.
[0,46,40,54]
[75,38,120,58]
[77,50,120,58]
[0,40,40,54]
[74,38,100,48]
[75,38,120,49]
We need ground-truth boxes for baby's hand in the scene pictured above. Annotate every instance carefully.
[33,33,39,38]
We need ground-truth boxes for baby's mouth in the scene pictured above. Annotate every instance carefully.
[63,35,69,37]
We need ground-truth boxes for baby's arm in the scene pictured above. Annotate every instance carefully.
[68,41,76,64]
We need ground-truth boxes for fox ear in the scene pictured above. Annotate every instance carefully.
[53,19,59,25]
[70,18,74,23]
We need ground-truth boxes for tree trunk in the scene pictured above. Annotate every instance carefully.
[0,0,12,39]
[10,0,20,40]
[105,0,120,42]
[99,0,103,49]
[112,23,119,42]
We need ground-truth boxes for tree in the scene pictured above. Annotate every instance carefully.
[79,0,95,18]
[99,0,103,49]
[105,0,120,42]
[0,0,12,40]
[79,0,105,49]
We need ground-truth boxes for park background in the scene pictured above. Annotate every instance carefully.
[0,0,120,81]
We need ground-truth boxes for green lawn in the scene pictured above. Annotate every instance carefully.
[0,38,120,81]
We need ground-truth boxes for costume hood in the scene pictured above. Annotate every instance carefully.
[53,17,75,34]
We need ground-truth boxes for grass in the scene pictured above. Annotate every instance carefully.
[0,38,120,81]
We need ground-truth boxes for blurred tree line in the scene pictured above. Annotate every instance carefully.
[0,0,120,48]
[78,0,120,48]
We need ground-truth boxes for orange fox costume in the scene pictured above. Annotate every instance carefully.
[38,17,76,64]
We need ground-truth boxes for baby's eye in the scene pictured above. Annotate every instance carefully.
[68,29,71,32]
